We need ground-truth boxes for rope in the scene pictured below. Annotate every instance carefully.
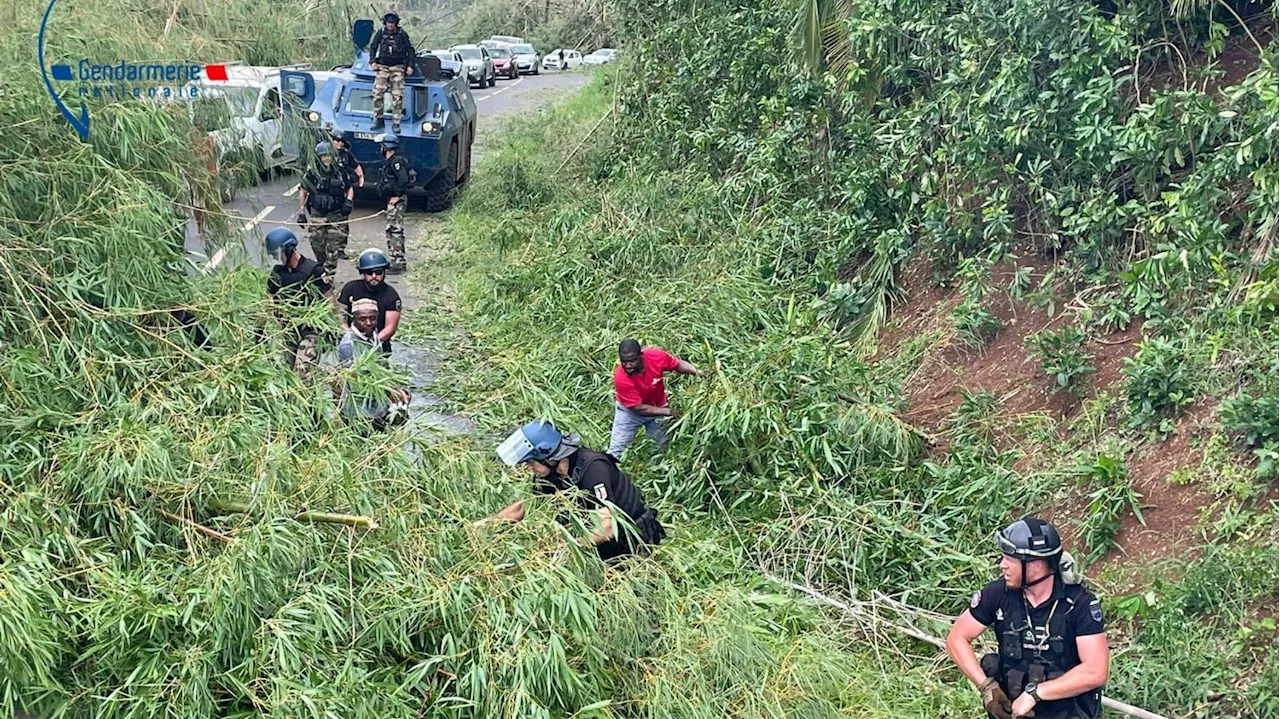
[174,199,388,228]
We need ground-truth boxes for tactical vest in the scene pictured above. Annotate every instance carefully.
[569,449,664,550]
[374,29,412,66]
[307,167,346,215]
[993,583,1101,719]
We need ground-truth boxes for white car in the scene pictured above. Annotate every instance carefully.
[508,43,541,75]
[541,49,583,70]
[582,48,619,65]
[185,65,302,171]
[488,35,524,45]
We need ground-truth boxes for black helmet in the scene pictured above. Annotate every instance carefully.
[996,516,1062,564]
[382,12,399,23]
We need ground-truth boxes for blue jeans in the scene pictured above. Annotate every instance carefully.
[608,402,669,459]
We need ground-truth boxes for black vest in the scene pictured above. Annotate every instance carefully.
[307,166,346,214]
[992,583,1101,719]
[373,29,412,66]
[569,449,646,520]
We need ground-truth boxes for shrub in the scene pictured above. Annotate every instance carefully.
[1073,450,1144,564]
[1027,325,1095,397]
[1122,337,1196,432]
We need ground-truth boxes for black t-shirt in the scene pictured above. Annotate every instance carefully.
[535,449,647,519]
[969,579,1105,717]
[268,256,330,307]
[338,279,402,352]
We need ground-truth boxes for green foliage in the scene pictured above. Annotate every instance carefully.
[1121,336,1197,432]
[1026,325,1095,397]
[1073,450,1144,564]
[950,254,1004,349]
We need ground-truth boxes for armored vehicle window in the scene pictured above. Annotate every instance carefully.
[343,88,407,117]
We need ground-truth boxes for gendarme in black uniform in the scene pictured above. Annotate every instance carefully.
[970,578,1105,719]
[337,279,400,354]
[268,256,330,335]
[335,145,361,188]
[377,147,410,199]
[303,162,350,218]
[535,448,664,560]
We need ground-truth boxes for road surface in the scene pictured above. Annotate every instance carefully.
[186,70,591,436]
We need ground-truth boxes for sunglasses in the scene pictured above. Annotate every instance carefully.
[361,269,386,276]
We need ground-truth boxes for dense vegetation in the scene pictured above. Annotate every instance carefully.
[419,0,1279,715]
[0,0,1275,717]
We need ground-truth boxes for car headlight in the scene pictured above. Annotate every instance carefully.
[421,121,436,133]
[305,110,320,123]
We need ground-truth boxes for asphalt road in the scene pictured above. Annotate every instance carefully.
[185,69,591,289]
[185,69,591,436]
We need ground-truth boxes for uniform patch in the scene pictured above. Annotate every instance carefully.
[1089,600,1103,622]
[593,484,609,501]
[996,608,1004,621]
[970,591,981,608]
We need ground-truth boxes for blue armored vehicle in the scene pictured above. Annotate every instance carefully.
[281,19,477,211]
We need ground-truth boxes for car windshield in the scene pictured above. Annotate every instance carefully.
[343,88,409,117]
[454,46,483,60]
[206,86,257,117]
[490,48,512,58]
[511,44,535,54]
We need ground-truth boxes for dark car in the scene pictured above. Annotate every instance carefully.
[489,46,519,80]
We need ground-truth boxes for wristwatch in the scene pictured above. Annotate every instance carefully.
[1024,682,1042,701]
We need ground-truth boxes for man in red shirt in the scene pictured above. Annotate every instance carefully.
[609,338,701,459]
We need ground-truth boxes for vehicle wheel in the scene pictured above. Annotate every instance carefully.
[533,66,539,75]
[424,141,458,212]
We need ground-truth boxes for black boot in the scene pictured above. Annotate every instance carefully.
[371,117,385,130]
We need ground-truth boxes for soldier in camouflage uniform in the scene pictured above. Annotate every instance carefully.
[376,133,411,273]
[296,141,354,284]
[369,12,415,133]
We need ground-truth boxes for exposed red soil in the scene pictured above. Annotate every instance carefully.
[878,253,1226,577]
[893,258,1141,434]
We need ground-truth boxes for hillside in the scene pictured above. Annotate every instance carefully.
[0,0,1276,716]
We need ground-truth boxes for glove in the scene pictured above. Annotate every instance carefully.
[296,212,308,226]
[342,199,353,216]
[980,679,1014,719]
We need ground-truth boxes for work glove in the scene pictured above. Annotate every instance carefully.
[296,212,308,226]
[980,678,1014,719]
[342,199,353,216]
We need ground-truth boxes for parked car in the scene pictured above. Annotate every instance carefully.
[489,46,519,79]
[508,43,541,75]
[583,48,619,65]
[430,50,464,79]
[449,44,496,88]
[541,49,583,70]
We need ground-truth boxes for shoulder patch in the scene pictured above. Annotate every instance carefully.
[1089,599,1103,622]
[970,591,981,608]
[593,484,608,501]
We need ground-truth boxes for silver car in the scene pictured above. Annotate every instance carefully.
[450,44,496,88]
[508,43,541,75]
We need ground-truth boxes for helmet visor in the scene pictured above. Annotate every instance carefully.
[497,427,535,466]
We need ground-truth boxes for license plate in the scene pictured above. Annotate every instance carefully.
[354,132,379,141]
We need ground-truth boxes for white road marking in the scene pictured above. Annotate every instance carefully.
[204,204,274,271]
[242,205,275,232]
[283,183,300,197]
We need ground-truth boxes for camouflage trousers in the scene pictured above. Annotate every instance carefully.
[385,196,406,267]
[308,213,349,283]
[373,66,407,124]
[284,331,319,380]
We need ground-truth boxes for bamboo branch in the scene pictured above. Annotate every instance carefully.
[555,107,614,173]
[209,499,379,529]
[762,574,1171,719]
[160,509,233,542]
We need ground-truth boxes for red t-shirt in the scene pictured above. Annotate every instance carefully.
[613,347,680,408]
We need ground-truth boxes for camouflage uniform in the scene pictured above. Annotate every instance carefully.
[308,213,349,283]
[385,198,406,266]
[301,161,352,283]
[373,66,407,130]
[377,149,411,272]
[285,331,320,381]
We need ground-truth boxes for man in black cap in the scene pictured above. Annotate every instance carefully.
[945,517,1109,719]
[368,11,416,132]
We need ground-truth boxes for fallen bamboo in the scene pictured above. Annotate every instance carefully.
[159,509,233,542]
[209,499,379,530]
[763,574,1170,719]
